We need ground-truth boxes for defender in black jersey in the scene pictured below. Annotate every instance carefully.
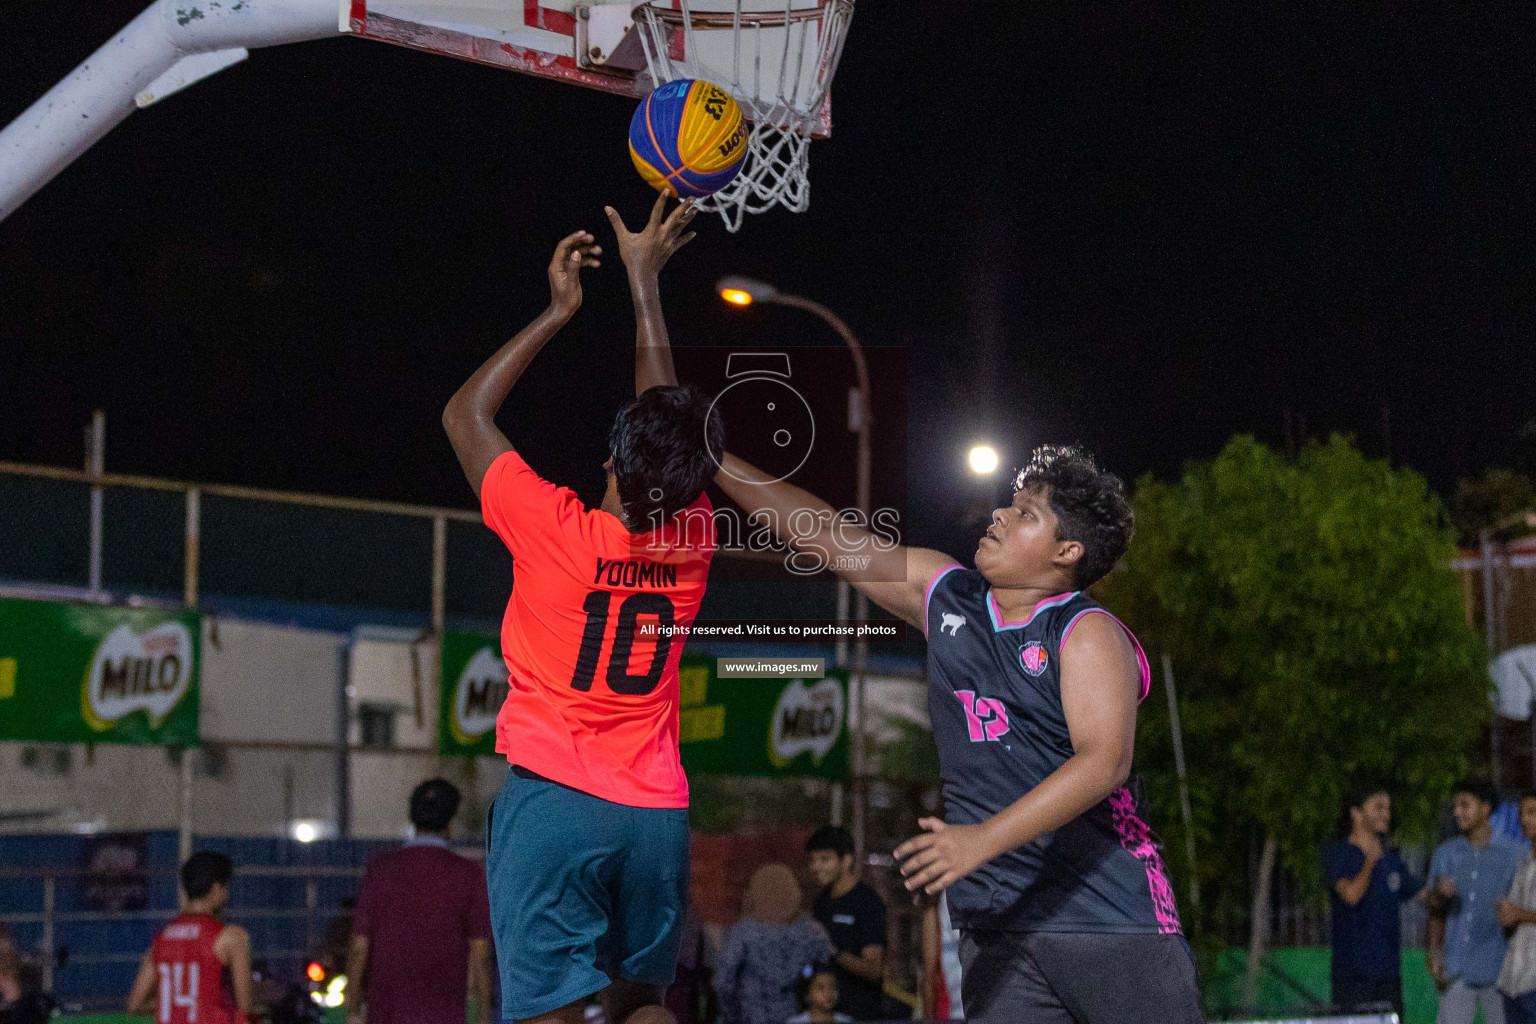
[713,445,1203,1023]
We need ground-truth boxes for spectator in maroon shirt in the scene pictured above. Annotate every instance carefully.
[346,779,493,1024]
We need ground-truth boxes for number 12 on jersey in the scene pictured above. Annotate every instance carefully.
[570,592,676,695]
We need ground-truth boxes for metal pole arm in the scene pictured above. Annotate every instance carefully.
[0,0,340,222]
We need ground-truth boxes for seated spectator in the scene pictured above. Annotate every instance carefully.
[714,863,833,1024]
[786,965,853,1024]
[1499,793,1536,1023]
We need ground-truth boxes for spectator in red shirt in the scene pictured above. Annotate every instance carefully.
[346,779,493,1024]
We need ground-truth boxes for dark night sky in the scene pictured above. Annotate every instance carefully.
[3,2,1534,560]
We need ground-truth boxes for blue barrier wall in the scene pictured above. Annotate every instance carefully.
[0,831,416,1011]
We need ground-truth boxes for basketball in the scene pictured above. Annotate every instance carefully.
[628,79,749,199]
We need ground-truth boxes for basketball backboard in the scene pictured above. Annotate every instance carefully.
[341,0,854,228]
[341,1,836,127]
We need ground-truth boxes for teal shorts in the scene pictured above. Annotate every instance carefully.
[486,766,690,1021]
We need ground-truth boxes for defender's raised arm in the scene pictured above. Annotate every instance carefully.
[713,451,955,630]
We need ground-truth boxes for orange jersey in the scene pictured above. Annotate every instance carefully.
[149,913,237,1024]
[481,450,715,808]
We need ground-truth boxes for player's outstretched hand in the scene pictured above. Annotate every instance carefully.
[548,230,601,317]
[895,817,995,896]
[604,191,698,278]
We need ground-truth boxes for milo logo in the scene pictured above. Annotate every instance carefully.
[81,621,194,731]
[450,646,508,748]
[768,677,844,767]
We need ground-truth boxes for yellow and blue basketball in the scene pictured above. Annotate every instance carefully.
[629,79,748,198]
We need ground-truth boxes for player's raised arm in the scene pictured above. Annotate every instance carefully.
[605,193,698,396]
[714,452,956,629]
[442,230,601,497]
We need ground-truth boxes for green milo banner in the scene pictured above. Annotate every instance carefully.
[0,598,200,746]
[439,630,507,756]
[678,660,849,779]
[438,632,848,779]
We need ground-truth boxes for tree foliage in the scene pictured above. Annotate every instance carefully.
[1098,435,1487,931]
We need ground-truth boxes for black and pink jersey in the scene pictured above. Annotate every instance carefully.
[923,566,1182,935]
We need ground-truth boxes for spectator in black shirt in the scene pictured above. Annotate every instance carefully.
[807,826,887,1021]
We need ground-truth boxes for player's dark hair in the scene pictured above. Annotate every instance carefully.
[1012,445,1132,590]
[409,778,462,833]
[806,824,855,859]
[795,963,838,1010]
[181,851,233,900]
[1453,776,1499,810]
[1336,778,1390,838]
[609,385,724,534]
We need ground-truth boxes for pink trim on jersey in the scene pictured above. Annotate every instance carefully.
[1061,608,1152,702]
[985,589,1079,631]
[1108,787,1182,935]
[922,564,965,636]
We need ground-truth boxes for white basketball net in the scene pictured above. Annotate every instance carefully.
[633,0,856,231]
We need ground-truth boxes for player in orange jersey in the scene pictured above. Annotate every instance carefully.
[128,852,252,1024]
[443,194,716,1024]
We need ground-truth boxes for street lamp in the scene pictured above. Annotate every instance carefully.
[968,445,1000,475]
[716,275,779,306]
[716,275,874,863]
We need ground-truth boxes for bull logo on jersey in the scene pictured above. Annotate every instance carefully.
[82,621,194,731]
[940,613,965,636]
[1019,641,1049,677]
[768,677,844,766]
[956,690,1009,742]
[450,646,509,748]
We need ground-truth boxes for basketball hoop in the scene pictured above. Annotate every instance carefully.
[633,0,855,231]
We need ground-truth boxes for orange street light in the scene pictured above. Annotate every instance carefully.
[716,276,780,307]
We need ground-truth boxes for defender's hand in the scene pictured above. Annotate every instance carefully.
[1499,898,1526,928]
[604,192,698,278]
[895,818,995,896]
[548,230,601,317]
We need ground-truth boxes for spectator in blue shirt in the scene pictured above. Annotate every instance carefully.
[1323,782,1422,1014]
[1427,777,1527,1024]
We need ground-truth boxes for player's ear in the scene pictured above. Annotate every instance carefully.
[603,456,615,475]
[1053,539,1084,571]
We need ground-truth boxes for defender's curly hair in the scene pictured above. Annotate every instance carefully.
[1012,445,1133,590]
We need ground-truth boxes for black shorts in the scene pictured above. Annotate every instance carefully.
[959,930,1205,1024]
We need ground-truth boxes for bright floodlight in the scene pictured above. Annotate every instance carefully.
[290,820,322,843]
[969,445,1000,475]
[716,275,779,307]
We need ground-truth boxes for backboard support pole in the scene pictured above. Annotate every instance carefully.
[0,0,340,223]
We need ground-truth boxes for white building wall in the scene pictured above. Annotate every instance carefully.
[0,610,926,839]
